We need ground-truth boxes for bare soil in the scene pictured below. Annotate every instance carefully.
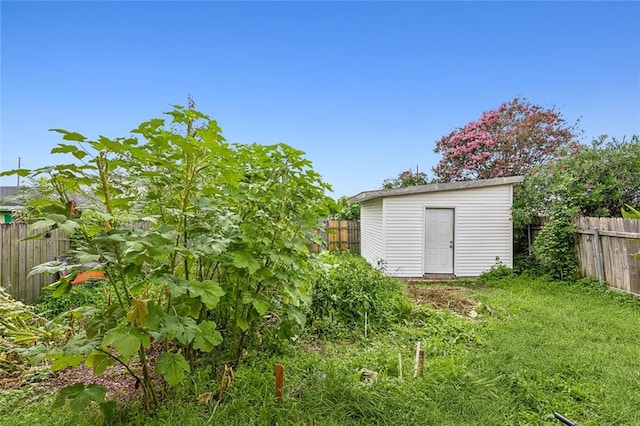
[38,344,167,405]
[405,283,480,315]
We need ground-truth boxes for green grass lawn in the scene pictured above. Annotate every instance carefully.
[3,274,640,425]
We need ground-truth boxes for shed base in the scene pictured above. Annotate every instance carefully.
[421,273,456,280]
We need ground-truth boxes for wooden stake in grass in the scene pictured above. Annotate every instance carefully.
[364,311,368,338]
[398,353,403,379]
[275,364,284,403]
[417,349,424,377]
[413,342,421,378]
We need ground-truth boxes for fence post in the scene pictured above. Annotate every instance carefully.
[593,227,604,285]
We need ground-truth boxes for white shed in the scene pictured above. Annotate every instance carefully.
[349,176,524,278]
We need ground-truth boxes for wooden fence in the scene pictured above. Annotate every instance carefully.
[574,217,640,295]
[311,220,360,254]
[0,223,70,303]
[1,220,360,303]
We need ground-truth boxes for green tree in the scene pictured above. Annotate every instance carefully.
[329,196,360,220]
[515,135,640,221]
[514,135,640,278]
[382,167,429,189]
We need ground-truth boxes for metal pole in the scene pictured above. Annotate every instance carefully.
[553,412,579,426]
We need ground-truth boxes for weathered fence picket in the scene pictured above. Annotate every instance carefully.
[2,220,360,303]
[574,217,640,295]
[0,223,70,303]
[311,220,360,254]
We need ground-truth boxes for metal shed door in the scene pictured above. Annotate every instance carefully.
[424,208,454,274]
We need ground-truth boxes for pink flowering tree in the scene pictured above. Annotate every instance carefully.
[433,97,579,182]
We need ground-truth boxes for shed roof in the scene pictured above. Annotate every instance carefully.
[348,176,525,203]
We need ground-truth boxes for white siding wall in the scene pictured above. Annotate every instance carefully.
[382,185,513,277]
[360,199,384,267]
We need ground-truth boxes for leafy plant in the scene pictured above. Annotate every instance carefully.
[476,258,514,284]
[35,282,107,319]
[531,211,578,280]
[329,196,360,221]
[513,135,640,277]
[308,252,411,337]
[382,167,429,189]
[0,100,331,410]
[515,135,640,221]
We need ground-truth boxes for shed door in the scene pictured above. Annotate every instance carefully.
[424,208,454,274]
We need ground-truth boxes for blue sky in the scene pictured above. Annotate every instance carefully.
[1,1,639,197]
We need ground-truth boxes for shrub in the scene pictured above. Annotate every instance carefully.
[34,281,107,319]
[476,258,514,285]
[532,212,578,280]
[1,102,332,410]
[308,252,411,336]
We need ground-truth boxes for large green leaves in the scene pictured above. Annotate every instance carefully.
[188,280,224,309]
[160,314,199,345]
[232,250,261,274]
[155,352,190,386]
[53,383,106,413]
[102,326,150,359]
[85,350,116,376]
[193,320,223,352]
[2,102,334,410]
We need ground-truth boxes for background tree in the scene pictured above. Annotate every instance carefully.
[515,135,640,221]
[382,167,429,189]
[513,135,640,278]
[329,196,360,220]
[433,97,579,182]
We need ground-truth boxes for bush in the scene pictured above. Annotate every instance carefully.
[308,252,411,336]
[532,212,578,280]
[476,259,514,285]
[34,281,107,319]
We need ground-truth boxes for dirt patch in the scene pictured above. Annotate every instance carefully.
[43,364,145,404]
[405,284,481,315]
[39,343,168,405]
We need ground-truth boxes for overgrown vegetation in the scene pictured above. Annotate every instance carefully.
[513,135,640,278]
[308,251,412,337]
[328,196,360,221]
[0,101,331,414]
[4,273,640,425]
[35,282,107,319]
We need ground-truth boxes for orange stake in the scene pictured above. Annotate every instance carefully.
[275,364,284,403]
